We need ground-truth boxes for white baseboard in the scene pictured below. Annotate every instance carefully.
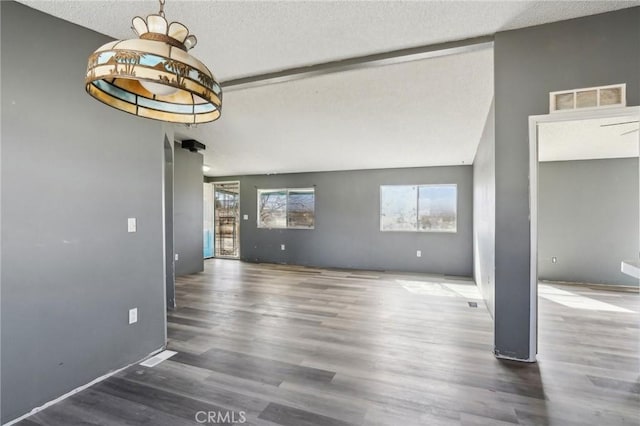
[495,351,537,363]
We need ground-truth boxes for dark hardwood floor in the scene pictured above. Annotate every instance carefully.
[17,259,639,425]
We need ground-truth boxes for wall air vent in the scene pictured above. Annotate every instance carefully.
[550,84,626,113]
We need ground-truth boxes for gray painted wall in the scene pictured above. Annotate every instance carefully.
[1,2,166,422]
[210,166,473,276]
[539,158,639,287]
[174,142,204,276]
[494,7,640,360]
[473,100,496,317]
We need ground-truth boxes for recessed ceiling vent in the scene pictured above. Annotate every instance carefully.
[550,84,626,113]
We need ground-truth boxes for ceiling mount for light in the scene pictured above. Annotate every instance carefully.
[85,0,222,124]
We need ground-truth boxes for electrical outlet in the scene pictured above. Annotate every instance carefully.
[243,214,249,220]
[552,257,557,264]
[280,244,285,251]
[175,253,179,261]
[128,308,138,324]
[416,250,422,258]
[127,218,137,233]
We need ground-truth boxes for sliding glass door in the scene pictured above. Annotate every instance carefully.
[203,183,215,258]
[213,181,240,259]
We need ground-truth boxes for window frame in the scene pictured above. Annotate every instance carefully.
[379,184,457,233]
[257,187,315,230]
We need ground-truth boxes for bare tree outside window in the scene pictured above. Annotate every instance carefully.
[258,190,287,228]
[257,188,315,229]
[287,190,315,228]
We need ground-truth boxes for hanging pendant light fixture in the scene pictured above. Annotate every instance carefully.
[85,0,222,124]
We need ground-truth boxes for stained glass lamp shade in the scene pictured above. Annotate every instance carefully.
[85,13,222,124]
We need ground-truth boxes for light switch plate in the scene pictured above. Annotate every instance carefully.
[175,253,179,261]
[280,244,285,251]
[127,218,137,233]
[416,250,422,258]
[129,308,138,324]
[243,214,249,220]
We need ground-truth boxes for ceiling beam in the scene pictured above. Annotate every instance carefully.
[220,35,494,92]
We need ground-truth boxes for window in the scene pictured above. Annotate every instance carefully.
[257,189,287,228]
[258,188,315,229]
[380,184,457,232]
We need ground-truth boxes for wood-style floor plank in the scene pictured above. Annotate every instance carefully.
[14,259,640,425]
[258,402,355,426]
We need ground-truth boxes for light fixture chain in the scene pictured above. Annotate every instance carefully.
[158,0,166,17]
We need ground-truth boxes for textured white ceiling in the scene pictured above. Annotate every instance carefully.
[539,116,640,162]
[178,47,494,176]
[18,0,639,175]
[17,1,639,81]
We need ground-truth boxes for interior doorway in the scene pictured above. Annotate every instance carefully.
[213,181,240,259]
[164,136,175,310]
[529,106,640,358]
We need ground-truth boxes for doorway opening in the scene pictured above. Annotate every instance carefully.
[164,136,175,310]
[212,181,240,259]
[529,106,639,359]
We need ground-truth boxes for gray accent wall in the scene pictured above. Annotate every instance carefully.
[494,7,640,360]
[1,2,166,422]
[174,142,204,276]
[539,158,639,287]
[473,100,496,317]
[210,166,473,276]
